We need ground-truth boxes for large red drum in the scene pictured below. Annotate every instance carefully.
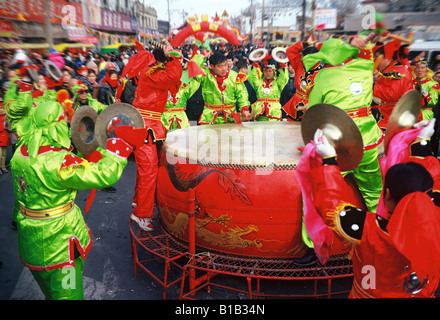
[156,122,365,258]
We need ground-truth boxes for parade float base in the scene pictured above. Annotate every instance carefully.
[129,217,353,299]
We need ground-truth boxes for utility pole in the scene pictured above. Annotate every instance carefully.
[167,0,171,34]
[181,9,188,24]
[250,0,254,43]
[44,0,53,48]
[300,0,306,41]
[260,0,265,44]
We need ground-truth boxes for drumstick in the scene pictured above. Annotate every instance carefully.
[374,54,383,72]
[388,34,413,44]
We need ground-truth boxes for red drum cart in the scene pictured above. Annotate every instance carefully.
[130,122,364,299]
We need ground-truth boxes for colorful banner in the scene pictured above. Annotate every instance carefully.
[0,0,83,25]
[0,19,13,35]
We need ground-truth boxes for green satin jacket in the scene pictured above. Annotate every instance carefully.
[12,142,129,271]
[191,54,250,124]
[248,66,289,120]
[161,81,200,130]
[303,39,383,148]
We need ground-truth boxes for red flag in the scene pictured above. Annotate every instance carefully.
[122,50,155,78]
[134,38,145,51]
[187,60,206,79]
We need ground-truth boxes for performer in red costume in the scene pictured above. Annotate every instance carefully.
[373,39,416,131]
[121,44,182,231]
[298,121,440,298]
[282,36,322,121]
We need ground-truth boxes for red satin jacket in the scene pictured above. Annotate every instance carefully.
[373,62,416,130]
[0,113,9,147]
[310,155,440,298]
[132,57,182,140]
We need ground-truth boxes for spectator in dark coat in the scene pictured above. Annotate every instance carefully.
[280,62,296,119]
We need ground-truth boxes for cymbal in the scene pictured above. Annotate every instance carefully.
[384,89,421,155]
[27,67,40,84]
[70,105,99,155]
[95,103,145,149]
[272,47,289,64]
[249,48,268,62]
[301,103,364,172]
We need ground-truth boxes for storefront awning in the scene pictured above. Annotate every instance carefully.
[100,42,135,54]
[0,42,50,50]
[53,43,95,52]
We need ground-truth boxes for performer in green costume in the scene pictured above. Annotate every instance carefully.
[10,98,133,300]
[161,81,199,131]
[413,61,440,121]
[303,37,384,213]
[191,52,251,124]
[294,36,384,266]
[5,67,67,229]
[247,63,289,121]
[71,82,108,114]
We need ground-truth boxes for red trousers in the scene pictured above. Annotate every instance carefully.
[132,139,158,218]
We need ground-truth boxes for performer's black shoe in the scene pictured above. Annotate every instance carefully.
[292,248,318,267]
[101,186,116,193]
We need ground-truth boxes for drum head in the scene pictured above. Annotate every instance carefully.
[95,103,144,149]
[163,122,305,169]
[301,103,364,172]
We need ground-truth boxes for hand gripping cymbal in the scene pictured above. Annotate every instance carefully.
[384,89,421,155]
[95,103,145,149]
[301,103,364,172]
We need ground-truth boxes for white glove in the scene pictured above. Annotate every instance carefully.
[314,128,336,159]
[414,119,436,140]
[421,88,429,97]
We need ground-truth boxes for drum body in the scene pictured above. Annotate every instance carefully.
[156,122,364,258]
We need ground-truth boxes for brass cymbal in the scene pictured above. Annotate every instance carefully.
[384,89,421,155]
[301,103,364,172]
[46,60,63,81]
[70,105,99,155]
[249,48,268,62]
[272,47,289,64]
[27,67,40,84]
[95,103,145,149]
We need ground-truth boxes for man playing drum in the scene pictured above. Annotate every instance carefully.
[190,52,252,125]
[247,59,289,121]
[127,46,183,231]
